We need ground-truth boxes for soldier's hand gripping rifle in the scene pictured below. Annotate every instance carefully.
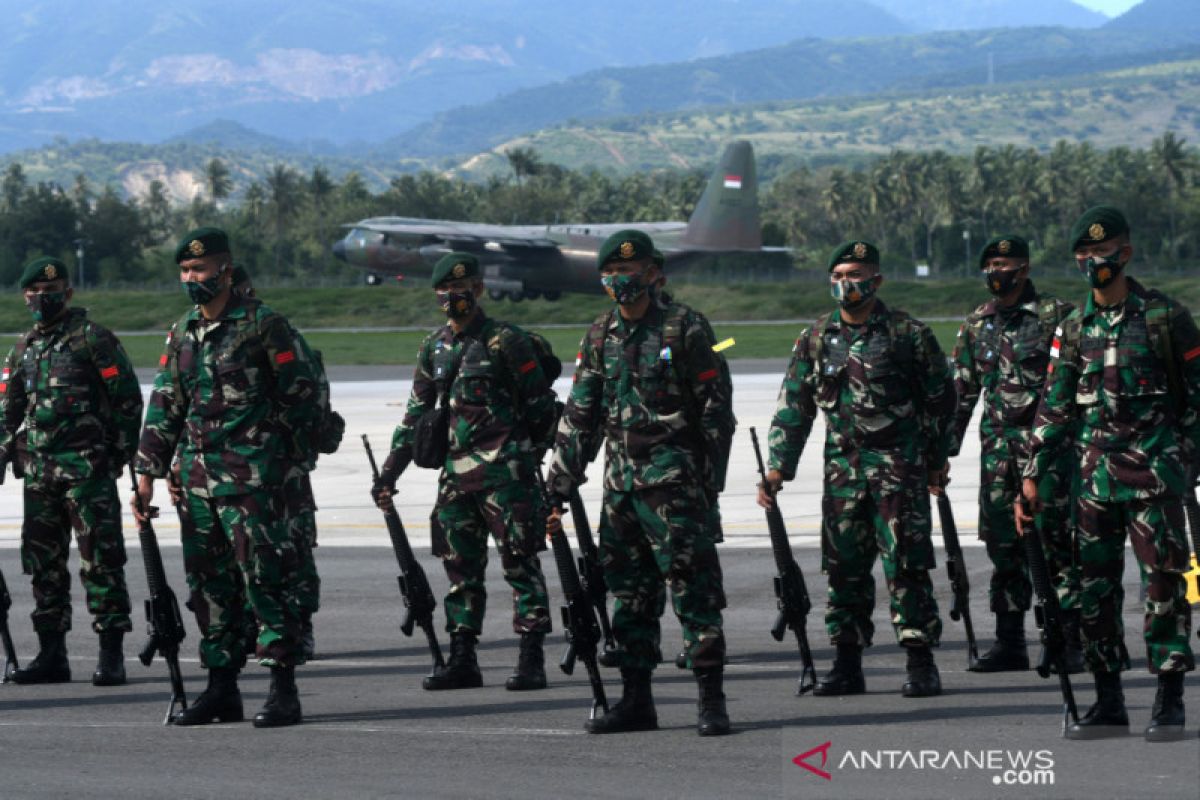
[363,435,445,672]
[129,466,188,725]
[0,565,19,681]
[1019,496,1080,735]
[936,493,980,670]
[749,427,816,695]
[567,488,618,668]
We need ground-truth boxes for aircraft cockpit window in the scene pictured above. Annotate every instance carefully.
[349,228,384,248]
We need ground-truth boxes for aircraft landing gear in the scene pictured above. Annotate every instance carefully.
[365,272,383,286]
[541,290,561,302]
[488,288,505,301]
[507,290,524,302]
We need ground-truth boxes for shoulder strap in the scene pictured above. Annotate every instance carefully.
[1145,294,1185,413]
[808,311,834,368]
[586,309,615,370]
[888,309,915,370]
[1055,312,1083,368]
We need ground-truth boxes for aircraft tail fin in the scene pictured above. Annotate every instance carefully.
[680,140,761,250]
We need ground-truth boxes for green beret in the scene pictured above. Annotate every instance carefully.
[652,249,665,268]
[174,226,230,263]
[431,252,480,287]
[978,235,1029,267]
[19,256,69,289]
[827,240,879,271]
[597,229,656,270]
[1069,206,1128,251]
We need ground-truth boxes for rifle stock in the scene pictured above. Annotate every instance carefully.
[0,566,18,681]
[1020,499,1080,735]
[936,493,979,669]
[547,506,609,719]
[749,427,816,695]
[567,488,617,667]
[363,435,445,671]
[129,466,188,725]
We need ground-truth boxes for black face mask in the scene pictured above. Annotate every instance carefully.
[27,291,67,323]
[438,289,476,319]
[983,267,1024,298]
[1081,253,1124,289]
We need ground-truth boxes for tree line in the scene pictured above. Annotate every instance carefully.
[0,134,1194,288]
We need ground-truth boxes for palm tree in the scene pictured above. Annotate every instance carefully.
[1151,132,1197,259]
[266,165,302,272]
[205,158,233,205]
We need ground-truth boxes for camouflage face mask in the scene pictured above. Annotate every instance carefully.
[1081,254,1123,289]
[437,289,476,319]
[182,265,227,305]
[830,276,876,310]
[27,291,66,322]
[601,272,648,305]
[984,266,1023,297]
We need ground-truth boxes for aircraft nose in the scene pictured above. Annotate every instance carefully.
[331,239,347,262]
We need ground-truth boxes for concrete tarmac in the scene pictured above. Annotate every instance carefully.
[0,375,1195,799]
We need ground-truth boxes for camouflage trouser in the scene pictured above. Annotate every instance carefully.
[284,473,320,616]
[978,467,1078,614]
[1075,496,1194,675]
[822,486,941,648]
[599,487,726,672]
[432,481,551,636]
[21,477,132,634]
[180,487,305,668]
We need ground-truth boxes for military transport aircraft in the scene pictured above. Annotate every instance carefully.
[331,140,783,300]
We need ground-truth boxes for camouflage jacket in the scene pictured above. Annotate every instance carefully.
[950,282,1074,477]
[1024,277,1200,501]
[134,295,321,498]
[0,307,142,485]
[767,300,955,497]
[548,295,736,495]
[390,311,557,492]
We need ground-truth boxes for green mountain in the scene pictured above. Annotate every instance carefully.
[1108,0,1200,33]
[383,25,1199,159]
[451,56,1200,177]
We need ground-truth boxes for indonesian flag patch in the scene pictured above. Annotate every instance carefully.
[275,350,296,365]
[723,174,742,189]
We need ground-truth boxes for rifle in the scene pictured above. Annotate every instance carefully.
[129,466,188,725]
[1185,488,1200,642]
[749,427,816,695]
[1020,498,1080,735]
[545,487,609,719]
[936,493,980,670]
[362,435,445,672]
[0,565,18,681]
[567,488,618,668]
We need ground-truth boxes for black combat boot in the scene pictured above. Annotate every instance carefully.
[813,643,865,696]
[12,631,70,684]
[1058,609,1086,675]
[1144,672,1185,743]
[695,668,731,736]
[423,632,484,690]
[91,630,126,686]
[172,666,244,725]
[1066,671,1129,740]
[901,645,942,697]
[253,665,303,728]
[505,632,547,691]
[675,648,688,669]
[300,611,316,661]
[586,668,658,734]
[970,611,1029,673]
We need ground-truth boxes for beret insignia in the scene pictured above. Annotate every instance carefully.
[853,242,867,259]
[188,239,206,257]
[452,263,467,279]
[1089,223,1105,241]
[44,264,57,280]
[998,239,1011,254]
[620,241,635,259]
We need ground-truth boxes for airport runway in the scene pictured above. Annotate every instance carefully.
[0,375,1195,799]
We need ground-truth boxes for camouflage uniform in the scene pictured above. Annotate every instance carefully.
[389,311,557,636]
[135,294,321,668]
[548,294,735,672]
[0,307,141,634]
[1024,277,1198,675]
[950,282,1078,613]
[768,300,954,649]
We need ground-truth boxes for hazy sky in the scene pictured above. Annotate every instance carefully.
[1073,0,1142,15]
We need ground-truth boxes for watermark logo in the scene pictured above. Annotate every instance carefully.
[792,741,832,781]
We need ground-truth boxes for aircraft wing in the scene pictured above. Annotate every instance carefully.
[347,219,559,251]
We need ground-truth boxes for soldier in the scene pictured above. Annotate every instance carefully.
[373,252,557,692]
[1019,207,1197,742]
[0,257,142,687]
[949,235,1082,673]
[133,227,322,728]
[547,230,736,736]
[758,240,954,698]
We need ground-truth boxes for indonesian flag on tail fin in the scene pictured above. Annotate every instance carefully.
[723,175,742,189]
